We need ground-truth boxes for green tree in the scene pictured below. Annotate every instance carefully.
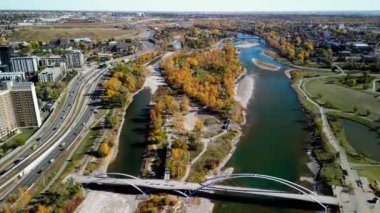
[105,114,117,128]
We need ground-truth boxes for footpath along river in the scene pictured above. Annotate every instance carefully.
[109,34,318,212]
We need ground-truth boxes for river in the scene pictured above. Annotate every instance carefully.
[109,34,317,212]
[107,89,152,175]
[341,119,380,161]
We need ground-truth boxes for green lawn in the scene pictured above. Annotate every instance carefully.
[304,77,380,120]
[356,167,380,183]
[0,128,36,158]
[195,69,210,79]
[7,128,36,144]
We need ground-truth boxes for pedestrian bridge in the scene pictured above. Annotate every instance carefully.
[71,173,338,212]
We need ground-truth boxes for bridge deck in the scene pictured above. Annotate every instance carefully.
[71,175,338,206]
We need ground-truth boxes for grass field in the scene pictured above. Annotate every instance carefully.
[10,26,140,42]
[356,167,380,183]
[6,128,36,144]
[304,77,380,120]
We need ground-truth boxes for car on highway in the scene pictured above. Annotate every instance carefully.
[0,169,8,176]
[49,159,55,163]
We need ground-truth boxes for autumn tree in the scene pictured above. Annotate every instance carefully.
[173,112,185,132]
[180,96,190,112]
[36,205,50,213]
[194,119,204,138]
[98,142,110,157]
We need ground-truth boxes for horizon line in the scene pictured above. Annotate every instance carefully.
[1,9,380,13]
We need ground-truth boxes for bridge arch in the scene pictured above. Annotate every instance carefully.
[195,173,328,212]
[91,174,146,195]
[105,173,140,180]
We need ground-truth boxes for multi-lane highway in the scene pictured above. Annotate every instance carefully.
[0,65,106,199]
[0,52,144,202]
[0,26,156,203]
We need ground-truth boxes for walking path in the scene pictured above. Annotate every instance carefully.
[295,71,378,212]
[181,130,227,181]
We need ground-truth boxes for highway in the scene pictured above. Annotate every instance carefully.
[0,65,107,200]
[0,27,156,202]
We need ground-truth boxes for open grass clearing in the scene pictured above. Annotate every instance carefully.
[304,77,380,120]
[356,167,380,184]
[10,26,140,42]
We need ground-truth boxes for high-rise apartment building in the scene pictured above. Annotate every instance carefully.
[0,90,17,140]
[65,50,84,68]
[0,81,42,141]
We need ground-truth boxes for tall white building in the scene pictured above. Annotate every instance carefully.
[1,81,42,128]
[0,90,17,140]
[11,56,39,73]
[65,50,84,69]
[38,66,62,83]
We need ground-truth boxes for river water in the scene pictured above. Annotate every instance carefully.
[107,89,152,175]
[341,119,380,161]
[109,34,317,212]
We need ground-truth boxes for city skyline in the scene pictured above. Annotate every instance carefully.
[1,0,380,12]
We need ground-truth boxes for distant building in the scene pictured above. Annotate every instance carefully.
[73,37,92,44]
[11,56,39,73]
[0,90,17,140]
[40,56,66,67]
[0,45,14,70]
[65,50,84,69]
[0,81,41,135]
[38,66,62,83]
[0,71,26,82]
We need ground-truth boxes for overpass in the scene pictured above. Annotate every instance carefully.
[71,173,338,212]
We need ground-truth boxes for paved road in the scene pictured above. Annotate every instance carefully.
[0,53,143,201]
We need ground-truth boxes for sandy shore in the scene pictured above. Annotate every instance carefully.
[186,198,214,213]
[252,58,281,71]
[76,190,138,213]
[234,75,255,109]
[143,65,166,94]
[235,42,258,49]
[284,69,293,79]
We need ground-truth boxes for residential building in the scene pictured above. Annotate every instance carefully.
[38,66,62,83]
[65,50,84,68]
[40,56,66,67]
[0,90,17,140]
[0,45,13,67]
[11,56,39,73]
[0,71,26,82]
[1,81,42,128]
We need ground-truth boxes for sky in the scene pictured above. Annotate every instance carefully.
[1,0,380,12]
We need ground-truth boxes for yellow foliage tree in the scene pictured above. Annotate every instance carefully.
[98,142,110,157]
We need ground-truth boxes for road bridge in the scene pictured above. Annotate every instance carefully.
[72,173,338,212]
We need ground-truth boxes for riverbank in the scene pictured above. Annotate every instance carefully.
[234,74,255,109]
[252,58,281,71]
[76,190,138,213]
